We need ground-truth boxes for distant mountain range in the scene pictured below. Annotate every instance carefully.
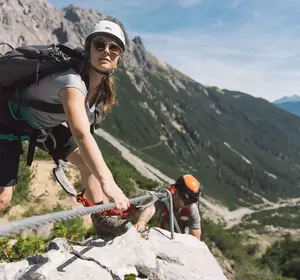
[273,95,300,116]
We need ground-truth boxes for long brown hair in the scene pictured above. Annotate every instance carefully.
[101,75,118,117]
[81,59,118,118]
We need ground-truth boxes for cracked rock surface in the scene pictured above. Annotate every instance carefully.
[0,227,227,280]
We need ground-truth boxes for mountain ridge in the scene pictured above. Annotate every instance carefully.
[1,0,300,214]
[273,95,300,117]
[273,94,300,104]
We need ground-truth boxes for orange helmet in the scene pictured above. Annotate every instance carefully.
[174,174,201,204]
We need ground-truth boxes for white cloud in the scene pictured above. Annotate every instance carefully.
[51,0,300,101]
[123,0,300,101]
[135,28,300,101]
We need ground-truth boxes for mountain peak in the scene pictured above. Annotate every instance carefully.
[273,94,300,104]
[132,36,145,50]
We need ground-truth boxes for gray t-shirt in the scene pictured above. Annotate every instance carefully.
[154,200,201,232]
[20,69,96,128]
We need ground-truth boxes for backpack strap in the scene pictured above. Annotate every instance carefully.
[0,134,30,141]
[0,130,43,166]
[10,95,65,114]
[27,131,38,166]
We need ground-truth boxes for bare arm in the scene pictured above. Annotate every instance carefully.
[135,203,156,230]
[139,203,156,223]
[189,203,201,241]
[61,88,126,202]
[190,228,201,240]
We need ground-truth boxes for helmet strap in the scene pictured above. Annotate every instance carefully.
[90,62,115,76]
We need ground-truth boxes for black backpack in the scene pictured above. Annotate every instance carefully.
[0,42,85,113]
[0,42,86,166]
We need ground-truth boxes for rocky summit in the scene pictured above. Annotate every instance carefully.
[0,227,227,280]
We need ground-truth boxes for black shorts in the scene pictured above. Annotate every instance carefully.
[0,123,78,187]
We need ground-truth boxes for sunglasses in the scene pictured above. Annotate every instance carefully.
[91,39,123,56]
[179,192,200,205]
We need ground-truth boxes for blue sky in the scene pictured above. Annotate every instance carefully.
[49,0,300,101]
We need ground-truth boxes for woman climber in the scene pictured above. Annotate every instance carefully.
[0,19,131,237]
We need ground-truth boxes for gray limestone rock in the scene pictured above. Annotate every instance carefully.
[0,227,227,280]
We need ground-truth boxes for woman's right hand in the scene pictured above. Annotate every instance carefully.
[113,190,130,212]
[102,179,130,211]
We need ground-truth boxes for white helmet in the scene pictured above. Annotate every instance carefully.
[85,20,126,52]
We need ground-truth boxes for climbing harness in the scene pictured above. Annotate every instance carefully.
[75,189,157,218]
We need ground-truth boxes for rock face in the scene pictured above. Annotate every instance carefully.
[0,0,154,71]
[0,227,227,280]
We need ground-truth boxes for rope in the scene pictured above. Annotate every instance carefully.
[0,193,163,237]
[76,190,157,217]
